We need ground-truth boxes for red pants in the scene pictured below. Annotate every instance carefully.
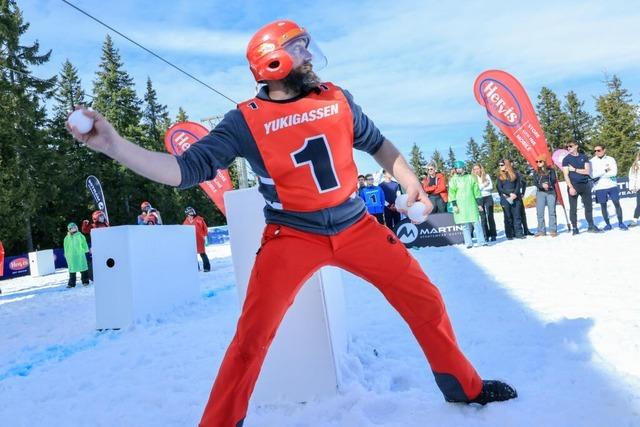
[200,214,482,427]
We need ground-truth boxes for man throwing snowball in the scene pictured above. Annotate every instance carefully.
[67,20,516,427]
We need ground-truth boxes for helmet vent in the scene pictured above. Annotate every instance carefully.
[268,60,280,70]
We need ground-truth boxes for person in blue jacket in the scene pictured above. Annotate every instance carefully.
[359,173,385,223]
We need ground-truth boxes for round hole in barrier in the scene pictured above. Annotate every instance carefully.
[106,258,115,268]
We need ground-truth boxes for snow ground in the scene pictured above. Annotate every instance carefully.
[1,199,639,427]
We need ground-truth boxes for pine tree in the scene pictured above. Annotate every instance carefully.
[465,137,483,166]
[536,87,571,151]
[176,106,189,123]
[142,77,170,149]
[483,121,504,178]
[91,35,146,223]
[446,147,457,171]
[563,91,593,147]
[409,143,427,177]
[46,60,96,247]
[0,0,55,253]
[430,149,445,172]
[593,75,640,173]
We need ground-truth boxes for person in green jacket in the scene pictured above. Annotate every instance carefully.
[63,222,90,288]
[448,161,487,248]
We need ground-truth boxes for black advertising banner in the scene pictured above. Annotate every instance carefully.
[394,213,464,248]
[86,175,109,223]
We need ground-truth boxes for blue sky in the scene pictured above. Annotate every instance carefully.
[20,0,640,175]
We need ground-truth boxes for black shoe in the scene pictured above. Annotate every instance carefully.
[489,236,496,242]
[515,235,526,239]
[572,228,579,235]
[66,284,76,288]
[525,231,534,236]
[203,269,211,272]
[587,226,601,233]
[470,380,518,405]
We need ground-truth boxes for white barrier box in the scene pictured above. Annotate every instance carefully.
[91,226,199,330]
[28,249,55,277]
[225,187,347,405]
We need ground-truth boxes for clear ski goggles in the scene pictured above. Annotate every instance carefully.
[282,34,327,71]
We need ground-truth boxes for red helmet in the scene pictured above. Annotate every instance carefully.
[92,210,105,223]
[246,20,326,82]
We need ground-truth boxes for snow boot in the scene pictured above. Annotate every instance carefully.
[446,380,518,405]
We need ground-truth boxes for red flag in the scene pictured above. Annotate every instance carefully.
[473,69,565,207]
[164,122,234,216]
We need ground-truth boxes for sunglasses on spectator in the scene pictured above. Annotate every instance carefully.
[537,160,545,164]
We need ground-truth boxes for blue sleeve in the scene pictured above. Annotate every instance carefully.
[175,110,245,189]
[378,187,385,206]
[340,89,385,155]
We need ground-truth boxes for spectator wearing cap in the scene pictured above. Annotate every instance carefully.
[183,207,211,272]
[421,163,448,213]
[561,140,600,234]
[63,222,90,288]
[449,160,487,248]
[532,154,558,237]
[138,201,163,225]
[497,159,525,240]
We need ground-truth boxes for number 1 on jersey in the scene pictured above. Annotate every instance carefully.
[291,135,341,193]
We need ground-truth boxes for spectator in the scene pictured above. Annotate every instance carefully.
[421,163,448,213]
[532,154,558,237]
[379,170,401,230]
[138,201,163,225]
[81,210,110,282]
[357,174,366,190]
[183,207,211,272]
[497,159,525,240]
[472,164,496,242]
[359,173,385,224]
[629,150,640,227]
[517,170,534,236]
[449,161,486,248]
[562,140,600,234]
[63,222,90,288]
[81,210,109,235]
[591,144,627,230]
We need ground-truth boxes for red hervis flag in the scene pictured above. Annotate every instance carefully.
[473,70,566,206]
[164,122,234,216]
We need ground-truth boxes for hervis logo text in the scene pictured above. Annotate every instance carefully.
[479,78,523,127]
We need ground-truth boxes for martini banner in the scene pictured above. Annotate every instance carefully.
[164,121,233,216]
[473,70,567,209]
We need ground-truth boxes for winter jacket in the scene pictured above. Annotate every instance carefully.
[448,174,481,224]
[63,232,89,273]
[183,215,209,254]
[590,155,618,190]
[81,219,109,235]
[497,172,522,202]
[629,162,640,192]
[533,168,558,193]
[421,173,449,202]
[475,174,493,197]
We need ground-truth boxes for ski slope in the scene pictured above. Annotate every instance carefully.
[1,200,639,426]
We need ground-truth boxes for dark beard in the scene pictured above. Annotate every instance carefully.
[281,66,321,95]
